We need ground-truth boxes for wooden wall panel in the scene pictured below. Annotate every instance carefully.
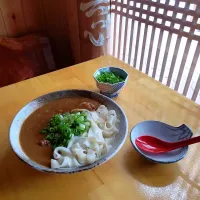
[42,0,73,68]
[0,9,7,36]
[64,1,81,64]
[0,0,26,37]
[21,0,45,33]
[0,0,78,68]
[0,0,108,68]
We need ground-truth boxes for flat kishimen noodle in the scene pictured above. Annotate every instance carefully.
[51,105,119,169]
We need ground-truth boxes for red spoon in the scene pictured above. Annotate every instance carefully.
[135,135,200,153]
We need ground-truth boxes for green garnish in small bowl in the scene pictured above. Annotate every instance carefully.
[96,71,125,84]
[93,67,128,98]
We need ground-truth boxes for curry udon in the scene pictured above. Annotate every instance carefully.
[20,97,119,168]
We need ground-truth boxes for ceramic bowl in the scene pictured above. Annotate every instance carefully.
[130,121,193,164]
[9,90,128,173]
[93,67,128,98]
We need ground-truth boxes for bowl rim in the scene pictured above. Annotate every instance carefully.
[93,66,128,86]
[9,89,128,173]
[130,120,193,164]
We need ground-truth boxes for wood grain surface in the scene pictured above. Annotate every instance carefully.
[1,56,200,200]
[0,0,110,67]
[0,0,80,67]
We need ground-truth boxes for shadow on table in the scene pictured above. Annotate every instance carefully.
[123,148,180,187]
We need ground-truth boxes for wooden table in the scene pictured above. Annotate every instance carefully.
[1,56,200,200]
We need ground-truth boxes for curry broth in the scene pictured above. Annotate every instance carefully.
[20,97,100,167]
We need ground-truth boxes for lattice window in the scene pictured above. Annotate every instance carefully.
[110,0,200,103]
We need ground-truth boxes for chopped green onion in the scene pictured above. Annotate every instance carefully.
[40,111,91,149]
[96,71,124,84]
[78,124,86,131]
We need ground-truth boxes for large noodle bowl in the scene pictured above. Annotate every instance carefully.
[10,90,128,173]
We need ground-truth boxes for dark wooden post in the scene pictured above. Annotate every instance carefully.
[78,0,111,62]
